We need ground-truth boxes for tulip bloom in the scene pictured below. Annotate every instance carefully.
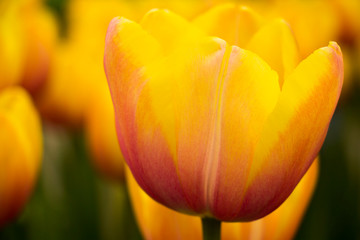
[20,2,58,95]
[127,159,318,240]
[0,87,42,227]
[36,0,135,126]
[104,5,343,221]
[0,0,25,89]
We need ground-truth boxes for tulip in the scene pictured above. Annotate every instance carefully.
[104,4,342,225]
[0,0,25,89]
[36,0,135,126]
[20,3,58,95]
[0,0,57,94]
[85,82,124,181]
[0,87,42,227]
[127,159,318,240]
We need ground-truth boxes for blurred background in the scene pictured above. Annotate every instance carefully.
[0,0,359,239]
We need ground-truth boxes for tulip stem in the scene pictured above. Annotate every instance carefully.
[201,217,221,240]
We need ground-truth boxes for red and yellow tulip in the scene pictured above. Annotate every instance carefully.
[104,5,343,221]
[128,159,318,240]
[0,87,42,227]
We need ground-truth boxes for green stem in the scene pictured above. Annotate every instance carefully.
[201,218,221,240]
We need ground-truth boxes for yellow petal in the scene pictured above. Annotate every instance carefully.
[140,9,203,54]
[247,19,299,87]
[192,3,263,47]
[0,1,25,89]
[0,87,42,227]
[21,5,58,95]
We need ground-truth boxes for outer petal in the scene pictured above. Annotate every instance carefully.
[104,17,192,211]
[208,46,280,220]
[192,3,263,47]
[222,158,318,240]
[0,87,42,227]
[246,19,299,87]
[238,42,343,220]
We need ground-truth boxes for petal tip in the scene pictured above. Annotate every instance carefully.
[328,41,342,57]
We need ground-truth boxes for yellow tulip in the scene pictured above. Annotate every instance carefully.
[36,43,96,126]
[127,159,318,240]
[0,1,25,89]
[20,3,58,95]
[36,0,134,126]
[0,0,57,94]
[104,5,343,221]
[85,82,124,181]
[0,87,42,227]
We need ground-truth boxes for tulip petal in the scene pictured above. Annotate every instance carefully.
[239,42,343,220]
[192,3,263,47]
[140,9,203,54]
[104,17,182,207]
[208,46,280,220]
[247,19,299,87]
[221,158,318,240]
[104,16,162,161]
[0,87,42,227]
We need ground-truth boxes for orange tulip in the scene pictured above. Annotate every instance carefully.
[104,5,343,221]
[0,87,42,227]
[127,159,318,240]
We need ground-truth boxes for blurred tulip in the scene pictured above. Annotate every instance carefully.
[36,43,96,126]
[105,5,343,221]
[127,159,318,240]
[85,82,124,181]
[0,0,58,94]
[36,0,134,127]
[20,3,58,95]
[0,87,42,227]
[0,1,25,89]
